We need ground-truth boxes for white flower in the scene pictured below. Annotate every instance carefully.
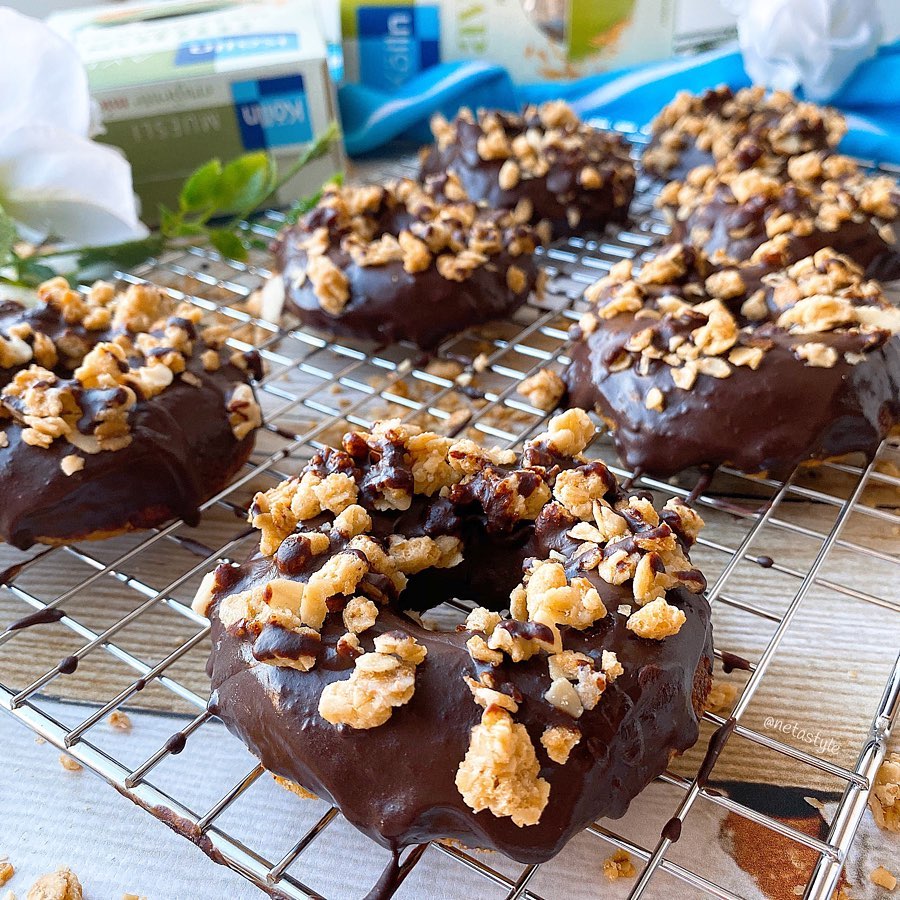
[0,8,147,246]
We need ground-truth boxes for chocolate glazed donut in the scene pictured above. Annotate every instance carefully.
[194,410,713,878]
[657,155,900,281]
[419,102,635,240]
[563,245,900,479]
[269,179,541,349]
[642,85,846,182]
[0,278,262,549]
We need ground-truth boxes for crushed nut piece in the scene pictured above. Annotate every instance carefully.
[603,849,636,880]
[108,710,132,731]
[541,725,581,764]
[58,755,82,773]
[59,455,84,477]
[318,633,426,729]
[870,866,897,890]
[26,867,82,900]
[869,751,900,832]
[517,368,564,411]
[626,598,686,639]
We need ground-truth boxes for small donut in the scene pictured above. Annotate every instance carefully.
[193,410,713,864]
[563,245,900,478]
[419,102,636,240]
[0,278,262,549]
[269,179,541,348]
[657,153,900,280]
[643,86,846,182]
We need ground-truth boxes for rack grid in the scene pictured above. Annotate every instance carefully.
[0,139,898,900]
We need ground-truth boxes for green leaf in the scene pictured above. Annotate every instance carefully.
[14,258,59,287]
[208,228,248,261]
[0,203,18,266]
[216,152,274,215]
[76,234,166,271]
[179,159,224,213]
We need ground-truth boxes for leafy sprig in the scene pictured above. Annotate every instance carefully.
[0,121,340,287]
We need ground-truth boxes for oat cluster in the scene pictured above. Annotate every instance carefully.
[644,86,846,178]
[196,409,708,828]
[430,100,634,232]
[577,246,899,395]
[288,178,538,315]
[0,278,261,463]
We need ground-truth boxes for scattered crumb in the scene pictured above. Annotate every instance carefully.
[871,866,897,890]
[108,710,132,731]
[869,751,900,832]
[705,681,738,714]
[122,894,147,900]
[517,368,565,411]
[34,737,45,746]
[603,849,636,880]
[58,755,82,773]
[473,352,490,372]
[0,860,13,886]
[26,867,82,900]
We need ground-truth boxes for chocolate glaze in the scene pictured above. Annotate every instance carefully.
[0,300,257,549]
[565,313,900,479]
[420,111,635,240]
[668,181,900,281]
[563,246,900,480]
[8,606,66,631]
[204,447,714,864]
[274,186,539,349]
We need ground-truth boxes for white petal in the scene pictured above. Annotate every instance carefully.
[0,124,147,247]
[0,9,91,137]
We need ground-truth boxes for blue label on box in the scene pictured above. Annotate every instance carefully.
[357,5,440,90]
[231,75,313,150]
[175,33,299,66]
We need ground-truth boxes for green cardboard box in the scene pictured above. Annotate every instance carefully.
[50,0,344,226]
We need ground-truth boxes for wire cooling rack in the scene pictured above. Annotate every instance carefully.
[0,135,898,900]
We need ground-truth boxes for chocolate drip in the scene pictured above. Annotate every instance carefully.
[58,655,79,675]
[661,816,683,843]
[720,651,752,673]
[696,717,737,788]
[164,732,187,754]
[755,555,775,568]
[8,607,66,631]
[364,848,403,900]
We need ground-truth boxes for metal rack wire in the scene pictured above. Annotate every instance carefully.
[0,139,898,900]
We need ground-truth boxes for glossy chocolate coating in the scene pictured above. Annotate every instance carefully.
[274,183,540,349]
[204,453,713,863]
[0,300,256,549]
[277,241,538,349]
[562,248,900,479]
[669,182,900,281]
[420,113,636,239]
